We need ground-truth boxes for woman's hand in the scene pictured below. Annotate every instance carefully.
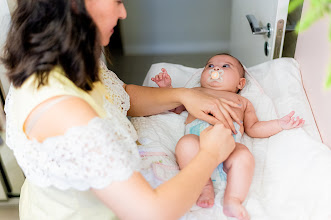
[180,88,242,133]
[200,123,236,163]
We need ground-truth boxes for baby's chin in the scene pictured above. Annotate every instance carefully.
[203,81,224,89]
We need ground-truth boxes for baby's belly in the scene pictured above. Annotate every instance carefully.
[185,119,243,142]
[186,114,244,134]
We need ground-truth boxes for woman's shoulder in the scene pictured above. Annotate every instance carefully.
[17,66,78,96]
[7,67,105,133]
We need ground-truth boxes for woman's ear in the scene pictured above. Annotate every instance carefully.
[237,78,246,90]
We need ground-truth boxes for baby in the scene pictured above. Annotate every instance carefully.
[151,53,305,220]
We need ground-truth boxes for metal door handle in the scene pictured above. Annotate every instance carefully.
[246,15,271,38]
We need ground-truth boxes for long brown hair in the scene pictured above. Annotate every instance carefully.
[1,0,101,91]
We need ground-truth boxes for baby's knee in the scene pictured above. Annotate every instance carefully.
[235,145,255,166]
[225,144,255,170]
[175,134,200,156]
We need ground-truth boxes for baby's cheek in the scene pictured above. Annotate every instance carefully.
[200,74,208,83]
[200,77,207,86]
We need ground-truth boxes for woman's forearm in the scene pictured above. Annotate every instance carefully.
[126,84,186,116]
[152,150,219,219]
[93,150,220,220]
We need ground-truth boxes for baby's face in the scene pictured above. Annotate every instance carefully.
[200,55,244,92]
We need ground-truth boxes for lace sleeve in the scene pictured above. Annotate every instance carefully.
[12,117,141,191]
[99,61,130,115]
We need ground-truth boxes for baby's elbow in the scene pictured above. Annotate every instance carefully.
[244,127,254,138]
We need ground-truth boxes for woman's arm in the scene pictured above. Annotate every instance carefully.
[125,84,183,116]
[93,123,234,220]
[26,96,235,220]
[125,84,242,133]
[93,150,220,219]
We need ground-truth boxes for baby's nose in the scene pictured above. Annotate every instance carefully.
[213,66,220,71]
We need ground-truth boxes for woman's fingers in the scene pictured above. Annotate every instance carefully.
[219,101,242,126]
[200,102,237,134]
[200,123,235,163]
[219,98,241,108]
[181,88,240,134]
[200,110,226,125]
[212,106,236,133]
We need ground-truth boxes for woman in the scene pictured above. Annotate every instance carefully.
[2,0,240,219]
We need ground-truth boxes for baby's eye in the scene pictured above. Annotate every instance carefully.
[208,64,214,68]
[223,64,230,68]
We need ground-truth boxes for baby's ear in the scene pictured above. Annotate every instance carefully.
[237,78,246,89]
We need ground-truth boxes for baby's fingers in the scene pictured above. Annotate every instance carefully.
[289,117,295,126]
[295,119,305,128]
[161,68,168,74]
[287,111,295,119]
[291,116,301,127]
[161,72,168,79]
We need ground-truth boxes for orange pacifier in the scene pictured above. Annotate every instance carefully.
[208,69,224,82]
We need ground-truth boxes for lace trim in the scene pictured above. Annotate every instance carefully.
[4,85,14,148]
[6,116,141,190]
[102,96,138,141]
[5,63,139,190]
[99,61,130,115]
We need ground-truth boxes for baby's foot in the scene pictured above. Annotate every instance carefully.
[223,197,250,220]
[196,183,215,208]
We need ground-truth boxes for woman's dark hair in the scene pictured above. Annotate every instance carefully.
[1,0,101,91]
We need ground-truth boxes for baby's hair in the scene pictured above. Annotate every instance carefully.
[211,53,245,78]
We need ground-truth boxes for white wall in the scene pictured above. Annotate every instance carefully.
[295,0,331,147]
[6,0,15,14]
[121,0,232,55]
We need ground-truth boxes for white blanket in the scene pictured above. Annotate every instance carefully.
[131,58,331,220]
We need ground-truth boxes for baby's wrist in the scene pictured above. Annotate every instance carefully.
[277,119,284,131]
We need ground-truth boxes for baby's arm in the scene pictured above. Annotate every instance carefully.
[151,68,173,88]
[151,68,186,114]
[244,100,305,138]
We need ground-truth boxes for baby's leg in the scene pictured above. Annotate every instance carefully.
[175,134,215,208]
[223,143,255,220]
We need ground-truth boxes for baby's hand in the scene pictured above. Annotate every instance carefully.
[169,105,186,114]
[278,111,305,130]
[151,68,172,88]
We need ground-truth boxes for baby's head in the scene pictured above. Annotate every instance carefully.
[200,53,245,93]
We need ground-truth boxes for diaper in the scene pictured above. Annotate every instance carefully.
[185,119,242,142]
[184,119,242,182]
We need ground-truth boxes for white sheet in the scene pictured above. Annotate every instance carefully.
[132,58,331,219]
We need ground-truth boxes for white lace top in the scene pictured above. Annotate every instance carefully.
[5,61,140,191]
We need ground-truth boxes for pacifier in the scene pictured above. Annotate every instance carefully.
[208,69,224,82]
